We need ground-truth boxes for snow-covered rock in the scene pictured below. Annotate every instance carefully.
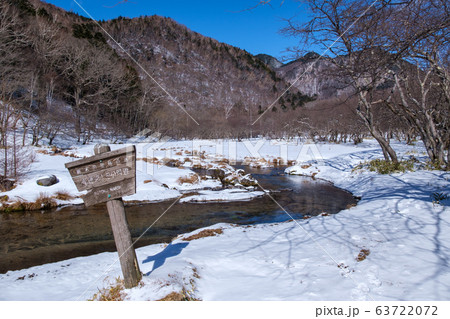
[36,175,59,187]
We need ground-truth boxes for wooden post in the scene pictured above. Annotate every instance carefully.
[94,144,141,289]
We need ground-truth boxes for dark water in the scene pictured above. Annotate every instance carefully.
[0,166,356,273]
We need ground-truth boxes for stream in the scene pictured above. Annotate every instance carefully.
[0,165,357,273]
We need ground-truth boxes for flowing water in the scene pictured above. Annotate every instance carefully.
[0,166,356,273]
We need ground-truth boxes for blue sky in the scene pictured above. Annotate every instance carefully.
[43,0,311,60]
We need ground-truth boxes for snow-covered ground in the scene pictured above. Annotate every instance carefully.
[0,138,449,300]
[0,137,375,207]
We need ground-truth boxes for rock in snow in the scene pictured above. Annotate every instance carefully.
[36,175,59,187]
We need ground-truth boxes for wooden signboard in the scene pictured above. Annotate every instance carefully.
[65,145,136,206]
[65,145,141,289]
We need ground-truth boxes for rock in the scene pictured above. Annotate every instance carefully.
[222,171,258,187]
[36,175,58,187]
[255,54,283,69]
[239,174,258,187]
[205,168,226,181]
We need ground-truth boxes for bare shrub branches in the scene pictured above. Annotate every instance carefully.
[282,0,449,166]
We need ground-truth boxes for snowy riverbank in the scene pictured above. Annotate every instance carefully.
[0,139,449,300]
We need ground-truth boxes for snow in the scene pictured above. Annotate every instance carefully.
[0,138,449,301]
[0,142,255,206]
[2,153,85,204]
[179,188,265,203]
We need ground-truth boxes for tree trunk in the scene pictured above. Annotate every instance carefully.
[447,144,450,171]
[3,132,7,178]
[356,96,398,163]
[13,126,17,178]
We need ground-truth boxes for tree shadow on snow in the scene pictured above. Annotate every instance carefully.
[143,242,188,275]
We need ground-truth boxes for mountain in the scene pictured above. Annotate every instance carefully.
[102,16,298,114]
[276,52,353,99]
[1,0,314,140]
[255,54,283,69]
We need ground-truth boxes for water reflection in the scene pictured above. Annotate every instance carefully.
[0,166,356,273]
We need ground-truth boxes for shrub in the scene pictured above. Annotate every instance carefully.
[0,145,36,181]
[0,177,15,192]
[425,160,445,171]
[355,159,416,174]
[176,174,199,185]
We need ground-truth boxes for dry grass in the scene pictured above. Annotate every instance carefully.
[1,193,61,213]
[191,150,206,159]
[51,146,62,154]
[36,149,50,155]
[180,191,200,199]
[177,174,199,185]
[270,157,285,166]
[62,151,82,158]
[158,289,199,301]
[158,291,185,301]
[36,148,81,158]
[356,249,370,262]
[163,158,183,167]
[213,158,229,165]
[183,228,223,241]
[138,157,160,164]
[33,193,58,210]
[89,278,126,301]
[54,190,75,201]
[192,267,200,279]
[4,199,27,212]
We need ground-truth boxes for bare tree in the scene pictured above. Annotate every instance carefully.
[0,2,35,182]
[282,0,404,161]
[281,0,449,166]
[57,39,136,143]
[382,0,450,168]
